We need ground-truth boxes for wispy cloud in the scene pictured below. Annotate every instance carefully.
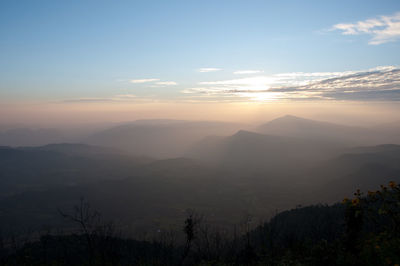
[59,94,156,104]
[129,79,177,86]
[155,81,178,86]
[198,68,222,73]
[114,94,137,99]
[332,12,400,45]
[233,70,263,75]
[61,98,116,103]
[200,76,275,87]
[182,66,400,102]
[130,78,160,84]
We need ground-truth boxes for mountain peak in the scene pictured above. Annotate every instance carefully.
[262,115,339,129]
[231,130,259,138]
[257,115,368,144]
[272,115,314,123]
[281,114,301,119]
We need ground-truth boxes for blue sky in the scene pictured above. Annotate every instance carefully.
[1,0,400,104]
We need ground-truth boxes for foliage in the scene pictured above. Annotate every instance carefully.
[0,182,399,265]
[341,181,400,266]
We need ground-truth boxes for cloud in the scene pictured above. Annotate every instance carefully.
[60,94,149,103]
[198,68,222,73]
[61,98,116,103]
[200,76,275,87]
[233,70,263,75]
[332,12,400,44]
[182,66,400,102]
[114,94,137,99]
[128,79,177,86]
[155,81,178,86]
[130,78,160,84]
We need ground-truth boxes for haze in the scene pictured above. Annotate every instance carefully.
[1,1,400,265]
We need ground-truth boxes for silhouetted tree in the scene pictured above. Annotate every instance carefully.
[58,197,119,265]
[181,210,200,265]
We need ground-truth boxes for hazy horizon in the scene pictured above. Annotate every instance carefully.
[1,1,400,128]
[1,2,400,264]
[2,101,400,128]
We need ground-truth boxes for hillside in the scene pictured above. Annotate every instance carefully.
[85,120,243,158]
[187,129,345,171]
[1,142,399,236]
[257,115,379,145]
[0,144,152,196]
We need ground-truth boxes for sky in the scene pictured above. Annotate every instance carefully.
[0,0,400,125]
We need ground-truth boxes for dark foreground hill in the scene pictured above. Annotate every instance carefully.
[1,182,399,265]
[0,143,399,237]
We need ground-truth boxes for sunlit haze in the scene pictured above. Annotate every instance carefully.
[1,2,400,264]
[1,1,400,126]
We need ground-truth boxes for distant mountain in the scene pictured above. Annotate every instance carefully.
[0,144,152,196]
[24,143,123,157]
[257,115,377,145]
[307,144,400,202]
[187,129,345,171]
[0,128,64,146]
[85,120,243,158]
[346,144,400,154]
[371,120,400,144]
[188,129,400,203]
[317,144,400,178]
[126,119,187,125]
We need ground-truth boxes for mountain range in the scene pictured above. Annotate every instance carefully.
[0,115,399,236]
